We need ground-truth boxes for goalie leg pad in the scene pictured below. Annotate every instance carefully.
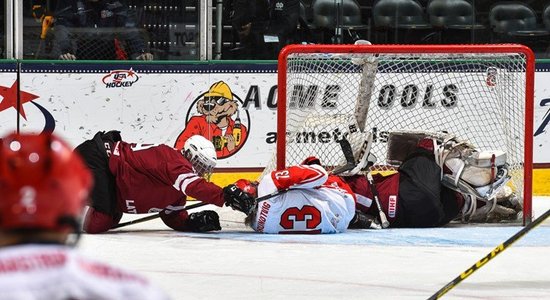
[443,163,510,200]
[444,149,507,187]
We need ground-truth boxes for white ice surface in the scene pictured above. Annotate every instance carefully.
[79,197,550,300]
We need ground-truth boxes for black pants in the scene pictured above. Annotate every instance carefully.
[393,151,460,228]
[74,131,121,216]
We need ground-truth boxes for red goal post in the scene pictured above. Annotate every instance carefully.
[276,44,534,224]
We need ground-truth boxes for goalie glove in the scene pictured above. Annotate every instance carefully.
[187,210,221,232]
[223,184,256,215]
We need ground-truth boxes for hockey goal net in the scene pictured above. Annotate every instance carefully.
[272,44,534,224]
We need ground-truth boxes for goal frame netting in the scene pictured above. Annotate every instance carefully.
[276,44,534,225]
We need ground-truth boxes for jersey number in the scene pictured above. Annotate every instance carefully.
[279,205,322,233]
[19,186,37,214]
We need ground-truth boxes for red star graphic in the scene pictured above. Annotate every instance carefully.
[0,80,39,120]
[127,68,135,77]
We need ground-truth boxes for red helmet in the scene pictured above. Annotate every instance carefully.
[0,132,92,232]
[235,179,258,198]
[301,156,321,166]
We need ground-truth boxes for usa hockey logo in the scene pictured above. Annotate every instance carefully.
[102,68,139,88]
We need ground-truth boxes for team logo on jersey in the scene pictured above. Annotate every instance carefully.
[388,195,397,218]
[174,81,251,159]
[0,79,55,133]
[102,68,139,88]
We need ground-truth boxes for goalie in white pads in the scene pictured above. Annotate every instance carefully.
[0,133,169,300]
[224,157,376,234]
[342,131,522,227]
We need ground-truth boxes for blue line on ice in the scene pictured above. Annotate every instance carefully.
[178,226,550,247]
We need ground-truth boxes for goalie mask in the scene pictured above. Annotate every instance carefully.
[0,133,92,232]
[183,135,217,177]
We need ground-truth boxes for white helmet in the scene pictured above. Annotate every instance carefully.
[182,135,217,177]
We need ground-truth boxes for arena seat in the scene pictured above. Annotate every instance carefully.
[372,0,431,43]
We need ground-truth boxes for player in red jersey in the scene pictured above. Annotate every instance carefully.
[0,132,169,299]
[222,155,380,234]
[245,163,357,234]
[226,131,521,230]
[340,132,522,227]
[75,130,245,234]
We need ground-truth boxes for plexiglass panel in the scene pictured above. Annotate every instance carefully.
[22,0,200,60]
[15,0,550,60]
[0,1,6,58]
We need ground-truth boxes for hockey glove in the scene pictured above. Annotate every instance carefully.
[223,184,256,215]
[187,210,221,232]
[348,210,381,229]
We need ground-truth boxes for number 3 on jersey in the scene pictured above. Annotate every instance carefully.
[279,205,322,233]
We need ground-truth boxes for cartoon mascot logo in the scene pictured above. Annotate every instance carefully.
[174,81,249,159]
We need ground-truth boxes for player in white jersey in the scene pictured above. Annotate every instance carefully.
[0,132,169,300]
[224,158,363,233]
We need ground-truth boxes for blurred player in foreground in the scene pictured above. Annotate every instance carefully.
[75,131,250,234]
[0,132,169,299]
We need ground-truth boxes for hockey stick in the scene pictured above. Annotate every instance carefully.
[331,137,357,175]
[254,136,358,204]
[428,208,550,300]
[352,40,378,132]
[112,201,208,229]
[366,172,390,228]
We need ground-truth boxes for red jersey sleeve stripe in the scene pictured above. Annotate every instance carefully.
[296,165,327,185]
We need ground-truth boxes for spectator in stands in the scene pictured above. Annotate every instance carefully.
[266,0,300,56]
[230,0,270,59]
[0,132,169,299]
[53,0,153,60]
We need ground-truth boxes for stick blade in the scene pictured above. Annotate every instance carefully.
[331,137,356,175]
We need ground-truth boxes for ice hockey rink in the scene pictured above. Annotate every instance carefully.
[79,197,550,300]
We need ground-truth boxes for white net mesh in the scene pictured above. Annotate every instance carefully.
[266,45,533,221]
